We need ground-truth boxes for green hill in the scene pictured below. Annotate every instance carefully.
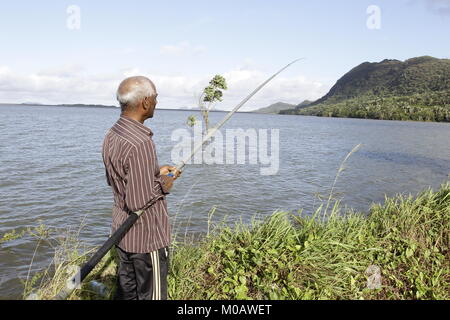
[253,102,296,114]
[253,100,313,114]
[295,100,313,109]
[281,56,450,122]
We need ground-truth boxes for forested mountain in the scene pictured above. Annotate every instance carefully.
[281,56,450,122]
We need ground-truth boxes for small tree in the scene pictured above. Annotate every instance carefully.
[187,75,228,135]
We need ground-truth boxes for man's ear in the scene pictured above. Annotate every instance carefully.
[142,97,150,110]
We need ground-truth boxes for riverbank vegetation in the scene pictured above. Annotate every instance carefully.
[14,183,449,300]
[281,91,450,122]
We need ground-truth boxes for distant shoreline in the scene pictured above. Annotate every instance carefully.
[0,103,118,109]
[0,104,447,121]
[0,103,251,113]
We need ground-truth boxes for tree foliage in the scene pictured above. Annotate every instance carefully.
[190,75,228,134]
[203,75,228,103]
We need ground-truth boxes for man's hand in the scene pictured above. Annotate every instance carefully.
[160,175,174,193]
[160,165,181,194]
[160,165,181,180]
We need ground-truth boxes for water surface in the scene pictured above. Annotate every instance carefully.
[0,105,449,299]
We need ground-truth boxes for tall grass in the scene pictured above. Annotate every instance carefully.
[16,182,449,300]
[168,183,449,300]
[20,224,115,300]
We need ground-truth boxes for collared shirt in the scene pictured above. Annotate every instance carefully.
[102,115,171,253]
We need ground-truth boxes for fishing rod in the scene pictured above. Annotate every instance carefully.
[49,58,303,300]
[170,58,304,175]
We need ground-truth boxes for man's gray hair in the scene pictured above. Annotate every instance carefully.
[116,76,156,111]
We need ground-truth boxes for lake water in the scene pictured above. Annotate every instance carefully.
[0,104,449,299]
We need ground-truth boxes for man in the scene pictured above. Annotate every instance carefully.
[102,76,180,300]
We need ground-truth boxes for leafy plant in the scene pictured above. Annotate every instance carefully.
[188,75,228,135]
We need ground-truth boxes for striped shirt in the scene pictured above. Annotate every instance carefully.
[102,115,171,253]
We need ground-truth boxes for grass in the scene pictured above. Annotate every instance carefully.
[13,182,449,300]
[168,184,449,300]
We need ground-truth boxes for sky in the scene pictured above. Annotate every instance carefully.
[0,0,449,111]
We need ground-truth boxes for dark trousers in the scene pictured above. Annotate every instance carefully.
[114,246,169,300]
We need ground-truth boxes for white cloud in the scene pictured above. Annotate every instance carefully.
[0,64,330,110]
[220,68,328,110]
[122,67,142,78]
[0,65,119,105]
